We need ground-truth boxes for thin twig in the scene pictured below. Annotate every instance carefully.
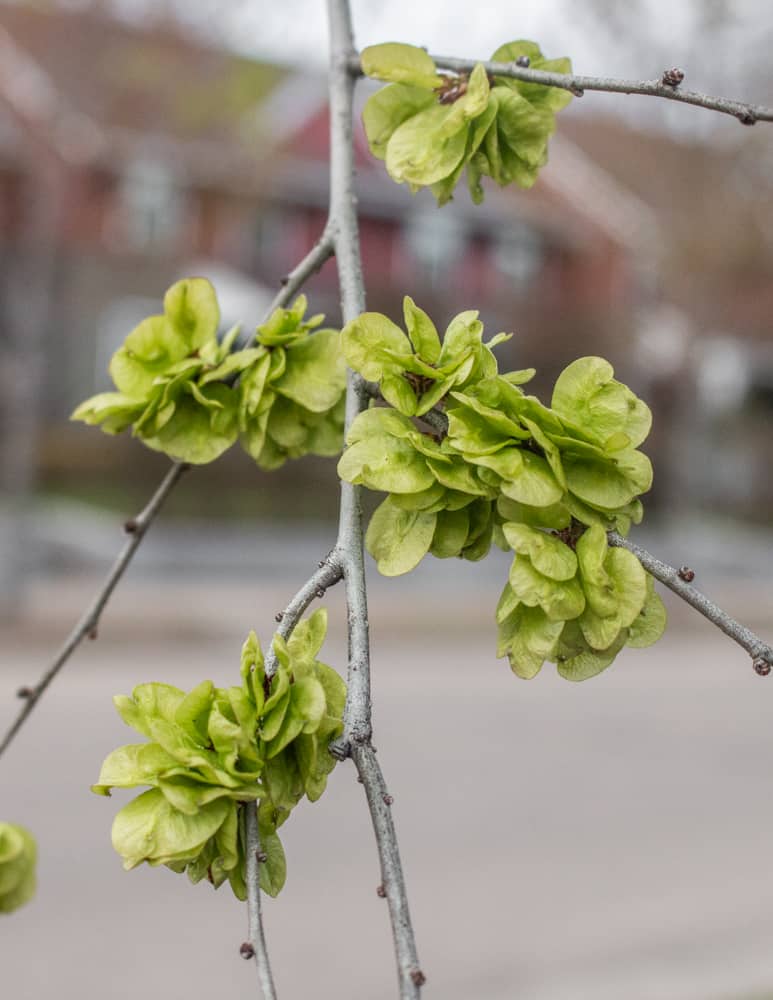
[349,52,773,126]
[351,744,425,992]
[328,0,424,996]
[264,551,344,678]
[237,227,336,349]
[244,802,278,1000]
[609,531,773,668]
[0,462,187,758]
[361,380,449,438]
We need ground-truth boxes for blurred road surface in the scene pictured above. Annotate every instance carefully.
[3,564,773,1000]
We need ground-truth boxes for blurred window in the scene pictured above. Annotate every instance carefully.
[118,158,184,250]
[404,208,466,287]
[492,225,543,291]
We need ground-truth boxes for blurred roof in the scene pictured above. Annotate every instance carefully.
[562,114,773,339]
[0,2,660,258]
[265,75,660,257]
[0,2,289,185]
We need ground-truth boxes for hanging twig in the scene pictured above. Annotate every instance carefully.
[350,743,426,993]
[0,461,187,758]
[609,532,773,671]
[243,802,278,1000]
[349,52,773,126]
[264,550,344,678]
[236,227,335,349]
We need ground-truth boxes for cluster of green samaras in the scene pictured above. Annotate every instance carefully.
[72,279,346,469]
[0,822,36,914]
[73,278,665,680]
[92,611,345,898]
[360,40,572,204]
[338,298,666,681]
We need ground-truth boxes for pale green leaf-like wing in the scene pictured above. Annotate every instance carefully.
[385,104,469,187]
[274,329,345,413]
[141,384,238,464]
[627,582,667,648]
[109,315,187,397]
[338,435,434,494]
[91,743,183,795]
[366,497,436,576]
[258,831,287,897]
[111,788,229,869]
[403,296,441,362]
[509,556,585,621]
[287,608,328,664]
[163,277,220,351]
[362,83,436,159]
[502,522,577,580]
[361,42,441,90]
[0,823,37,911]
[557,629,627,681]
[342,313,412,382]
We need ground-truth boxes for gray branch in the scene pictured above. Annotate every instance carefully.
[264,551,344,678]
[237,227,335,349]
[351,743,425,996]
[0,461,187,759]
[609,532,773,669]
[349,52,773,126]
[327,0,424,995]
[244,802,278,1000]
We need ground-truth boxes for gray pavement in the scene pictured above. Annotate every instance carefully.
[3,582,773,999]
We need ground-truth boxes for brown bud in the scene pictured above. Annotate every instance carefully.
[662,68,684,87]
[239,942,255,960]
[753,657,771,677]
[123,518,138,534]
[677,566,695,582]
[315,587,326,599]
[16,686,34,699]
[411,970,427,987]
[376,884,387,898]
[87,626,99,641]
[382,793,394,806]
[515,55,530,68]
[255,851,268,864]
[274,611,284,623]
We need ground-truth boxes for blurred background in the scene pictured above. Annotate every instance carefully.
[1,1,773,997]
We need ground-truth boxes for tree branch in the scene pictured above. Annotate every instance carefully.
[264,550,344,678]
[327,0,372,745]
[0,461,187,759]
[609,531,773,670]
[237,227,335,349]
[327,0,424,995]
[243,801,278,1000]
[349,53,773,126]
[350,743,425,993]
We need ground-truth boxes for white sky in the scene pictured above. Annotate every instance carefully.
[100,0,771,83]
[162,0,772,135]
[18,0,773,133]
